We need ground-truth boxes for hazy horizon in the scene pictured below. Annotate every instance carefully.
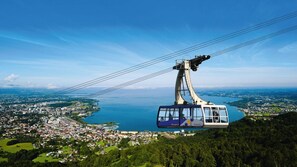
[1,0,297,89]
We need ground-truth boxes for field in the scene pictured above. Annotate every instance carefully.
[0,138,12,147]
[104,146,118,153]
[96,140,105,146]
[0,138,33,153]
[62,145,72,154]
[0,157,8,162]
[33,153,60,163]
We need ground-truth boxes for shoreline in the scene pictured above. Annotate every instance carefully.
[81,95,245,132]
[70,109,120,130]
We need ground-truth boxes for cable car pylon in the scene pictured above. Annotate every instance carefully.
[157,55,229,128]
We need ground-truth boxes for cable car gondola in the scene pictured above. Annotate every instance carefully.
[157,55,229,128]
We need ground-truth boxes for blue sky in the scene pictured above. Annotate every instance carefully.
[0,0,297,89]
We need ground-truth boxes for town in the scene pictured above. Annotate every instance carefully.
[1,88,297,163]
[202,88,297,118]
[0,94,165,163]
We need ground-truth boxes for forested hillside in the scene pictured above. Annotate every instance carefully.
[2,112,296,167]
[81,112,297,167]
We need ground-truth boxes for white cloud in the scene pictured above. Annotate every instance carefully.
[4,74,19,82]
[278,42,297,54]
[0,32,56,48]
[47,83,58,89]
[192,67,297,87]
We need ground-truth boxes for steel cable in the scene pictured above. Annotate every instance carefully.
[87,24,297,98]
[56,11,297,94]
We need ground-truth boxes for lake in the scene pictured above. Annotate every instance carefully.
[83,89,244,131]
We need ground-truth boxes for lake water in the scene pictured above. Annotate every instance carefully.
[83,89,244,131]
